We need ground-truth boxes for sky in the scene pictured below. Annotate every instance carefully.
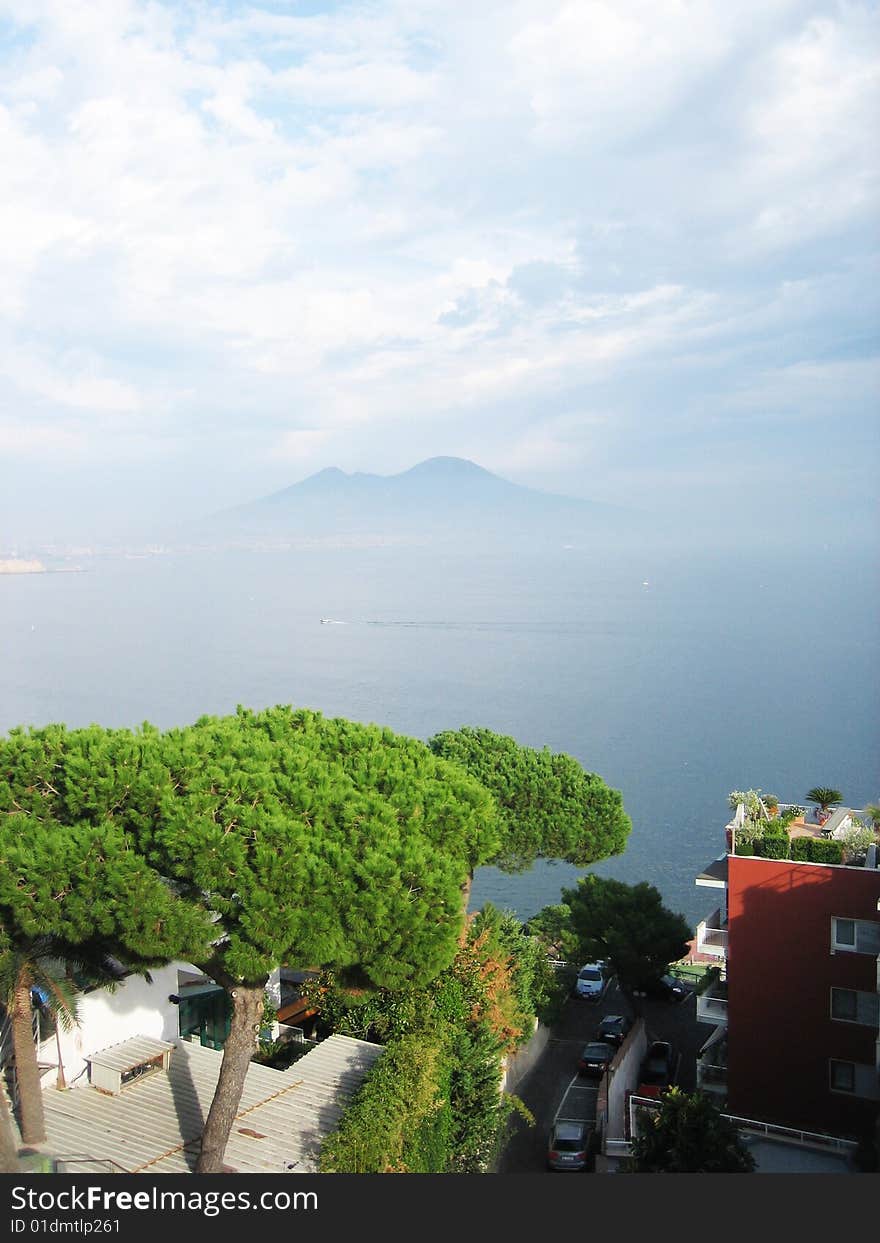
[0,0,877,544]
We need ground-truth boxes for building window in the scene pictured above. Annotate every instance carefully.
[831,988,880,1027]
[831,917,880,955]
[829,1060,856,1093]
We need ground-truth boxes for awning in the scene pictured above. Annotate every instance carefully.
[699,1024,727,1055]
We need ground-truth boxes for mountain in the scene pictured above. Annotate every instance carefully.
[194,457,638,549]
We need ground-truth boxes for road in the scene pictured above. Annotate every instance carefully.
[495,977,708,1173]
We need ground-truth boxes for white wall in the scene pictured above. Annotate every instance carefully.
[39,962,194,1091]
[604,1020,649,1143]
[39,962,285,1090]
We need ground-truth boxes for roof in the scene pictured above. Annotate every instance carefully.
[44,1034,383,1175]
[696,855,728,887]
[86,1036,174,1073]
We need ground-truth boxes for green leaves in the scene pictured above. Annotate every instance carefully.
[428,726,630,872]
[556,875,691,994]
[806,786,843,811]
[630,1088,755,1173]
[116,706,500,988]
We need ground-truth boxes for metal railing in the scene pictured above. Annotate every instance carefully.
[696,908,728,956]
[728,1116,858,1155]
[696,991,728,1024]
[628,1094,858,1156]
[697,1061,728,1085]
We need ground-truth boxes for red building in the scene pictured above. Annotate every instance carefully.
[695,799,880,1140]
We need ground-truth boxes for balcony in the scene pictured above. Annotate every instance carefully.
[695,908,728,959]
[697,1059,728,1099]
[696,977,728,1027]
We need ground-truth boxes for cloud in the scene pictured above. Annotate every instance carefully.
[0,0,876,539]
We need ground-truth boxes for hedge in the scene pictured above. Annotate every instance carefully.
[789,836,844,864]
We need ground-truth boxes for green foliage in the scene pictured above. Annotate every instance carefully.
[126,705,498,989]
[789,837,844,865]
[446,1023,506,1172]
[558,875,691,994]
[749,831,790,859]
[727,789,767,819]
[467,905,561,1037]
[316,904,549,1172]
[319,1032,450,1172]
[865,802,880,829]
[524,903,576,960]
[839,823,878,860]
[629,1088,756,1172]
[806,786,843,811]
[428,726,630,872]
[777,805,803,828]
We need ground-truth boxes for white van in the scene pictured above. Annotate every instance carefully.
[572,962,607,1001]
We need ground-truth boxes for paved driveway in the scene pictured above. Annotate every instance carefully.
[495,979,709,1173]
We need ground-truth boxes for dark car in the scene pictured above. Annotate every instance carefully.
[639,1040,675,1088]
[578,1041,616,1076]
[596,1014,633,1048]
[641,973,691,1002]
[547,1120,594,1172]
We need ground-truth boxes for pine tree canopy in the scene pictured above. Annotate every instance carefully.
[0,724,211,966]
[427,726,631,871]
[122,706,501,987]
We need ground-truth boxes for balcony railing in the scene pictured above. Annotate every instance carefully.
[696,908,728,958]
[697,979,728,1026]
[629,1095,858,1157]
[696,1060,728,1096]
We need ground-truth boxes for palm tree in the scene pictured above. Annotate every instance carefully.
[806,787,843,813]
[0,1078,20,1173]
[0,944,81,1144]
[865,801,880,830]
[0,939,125,1145]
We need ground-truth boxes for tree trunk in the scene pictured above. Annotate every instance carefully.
[459,869,474,941]
[196,979,267,1174]
[0,1080,20,1173]
[12,980,46,1145]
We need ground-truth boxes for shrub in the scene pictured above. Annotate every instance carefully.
[319,1031,450,1172]
[789,837,844,865]
[751,833,790,860]
[316,903,547,1172]
[839,823,878,862]
[777,806,803,828]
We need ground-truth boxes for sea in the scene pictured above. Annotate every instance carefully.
[1,541,877,931]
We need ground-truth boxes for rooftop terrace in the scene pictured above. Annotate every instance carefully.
[724,799,879,869]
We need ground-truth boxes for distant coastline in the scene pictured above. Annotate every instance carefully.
[0,559,84,575]
[0,558,47,575]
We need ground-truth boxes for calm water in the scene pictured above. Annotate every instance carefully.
[2,543,878,929]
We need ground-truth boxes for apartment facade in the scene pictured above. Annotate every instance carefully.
[695,801,880,1139]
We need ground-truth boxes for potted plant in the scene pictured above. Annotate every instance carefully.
[764,795,779,818]
[806,786,843,825]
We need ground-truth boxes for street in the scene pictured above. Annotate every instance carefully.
[495,977,708,1173]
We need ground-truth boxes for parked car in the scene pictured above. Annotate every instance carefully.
[546,1120,594,1172]
[596,1014,633,1048]
[571,962,607,1000]
[641,973,691,1002]
[578,1040,616,1076]
[639,1040,675,1088]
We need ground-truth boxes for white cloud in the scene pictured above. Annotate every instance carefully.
[0,0,876,531]
[1,345,143,412]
